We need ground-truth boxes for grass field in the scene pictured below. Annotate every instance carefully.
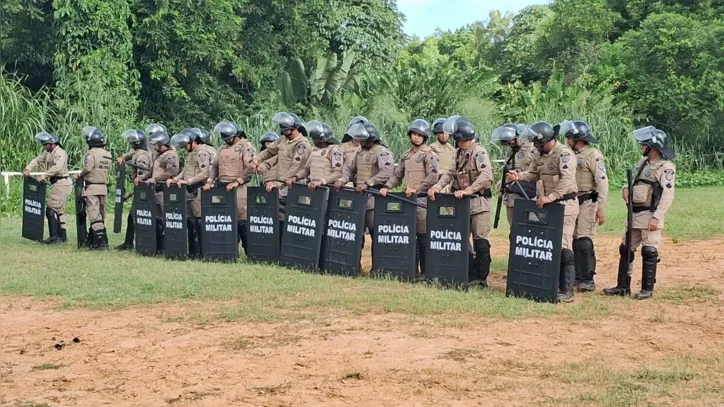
[0,187,722,406]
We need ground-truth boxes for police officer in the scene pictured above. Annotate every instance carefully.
[603,126,676,300]
[79,127,112,249]
[204,121,256,253]
[335,123,395,246]
[287,121,343,189]
[429,117,494,287]
[491,123,535,227]
[381,119,439,279]
[341,116,368,187]
[507,121,579,302]
[115,129,152,250]
[24,132,72,244]
[146,124,180,252]
[257,131,280,186]
[145,123,167,163]
[429,118,455,179]
[561,120,609,292]
[168,128,216,258]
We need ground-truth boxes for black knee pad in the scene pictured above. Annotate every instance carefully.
[561,248,574,265]
[45,207,59,221]
[619,243,634,260]
[574,237,593,252]
[642,246,658,261]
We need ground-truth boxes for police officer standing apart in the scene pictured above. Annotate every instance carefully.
[491,123,535,227]
[561,120,609,292]
[429,118,455,189]
[341,116,368,187]
[24,132,73,244]
[429,117,494,287]
[603,126,676,300]
[168,128,216,258]
[145,124,180,252]
[115,129,152,250]
[257,132,280,186]
[381,119,439,280]
[79,127,112,249]
[507,122,579,302]
[205,121,255,253]
[335,123,395,246]
[287,121,343,189]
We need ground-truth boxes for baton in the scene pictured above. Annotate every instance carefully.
[125,161,150,171]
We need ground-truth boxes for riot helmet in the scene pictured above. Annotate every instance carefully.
[490,125,518,145]
[363,123,382,144]
[347,123,370,142]
[189,127,212,145]
[82,126,106,147]
[260,131,279,149]
[432,118,447,135]
[148,129,171,147]
[122,129,147,148]
[408,119,431,139]
[145,123,168,139]
[170,131,192,150]
[342,115,369,143]
[34,132,60,146]
[214,121,244,144]
[633,126,676,160]
[306,120,339,145]
[560,120,598,144]
[272,112,307,138]
[521,121,557,143]
[443,116,476,142]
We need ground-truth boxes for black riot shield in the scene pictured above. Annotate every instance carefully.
[246,187,280,263]
[506,199,564,303]
[200,185,238,262]
[21,177,46,242]
[279,185,328,271]
[74,177,87,248]
[163,185,188,260]
[113,162,125,234]
[425,194,471,287]
[133,183,157,256]
[371,193,417,280]
[320,189,366,276]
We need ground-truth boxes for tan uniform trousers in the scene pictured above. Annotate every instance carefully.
[187,193,201,218]
[48,179,72,230]
[85,195,107,232]
[471,211,491,240]
[562,200,579,251]
[574,199,598,239]
[416,197,428,234]
[620,212,663,257]
[236,187,248,221]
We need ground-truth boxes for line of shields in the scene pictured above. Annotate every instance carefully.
[21,168,569,303]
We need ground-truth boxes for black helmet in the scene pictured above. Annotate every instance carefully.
[633,126,676,160]
[145,124,168,139]
[490,125,518,145]
[260,132,279,151]
[272,112,307,137]
[443,116,476,141]
[560,120,598,144]
[34,131,60,146]
[503,122,525,137]
[306,120,339,145]
[343,115,369,142]
[189,128,212,144]
[363,123,382,143]
[347,123,370,142]
[214,121,245,141]
[408,119,431,139]
[82,126,106,147]
[148,131,171,147]
[170,131,193,149]
[522,121,557,144]
[122,129,147,148]
[432,118,446,134]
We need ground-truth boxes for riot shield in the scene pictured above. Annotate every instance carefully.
[506,199,564,303]
[371,193,417,280]
[113,162,125,234]
[200,185,238,262]
[279,185,328,271]
[425,194,471,287]
[74,177,87,248]
[133,183,157,257]
[163,185,188,260]
[246,187,280,263]
[321,189,366,276]
[21,177,46,242]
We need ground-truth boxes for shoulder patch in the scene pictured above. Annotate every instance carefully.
[517,152,525,160]
[664,168,675,181]
[296,144,307,156]
[561,154,570,163]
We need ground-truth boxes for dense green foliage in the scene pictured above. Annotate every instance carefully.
[1,0,722,187]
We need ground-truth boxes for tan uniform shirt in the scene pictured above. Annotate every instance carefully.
[26,147,71,181]
[432,143,494,214]
[341,141,361,167]
[629,157,676,229]
[518,141,579,215]
[254,136,312,196]
[150,148,180,182]
[293,144,344,185]
[81,148,112,196]
[209,140,256,185]
[123,148,152,181]
[385,145,439,192]
[574,145,609,214]
[503,142,535,207]
[430,140,455,174]
[341,144,395,210]
[260,156,279,184]
[178,144,214,186]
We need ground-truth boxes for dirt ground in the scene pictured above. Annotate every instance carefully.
[1,236,723,407]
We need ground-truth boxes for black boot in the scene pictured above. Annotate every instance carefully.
[238,220,248,255]
[470,239,491,288]
[187,217,200,259]
[90,228,108,250]
[43,208,61,244]
[603,244,633,296]
[416,233,427,281]
[466,252,475,285]
[156,219,165,254]
[116,213,135,250]
[573,237,596,292]
[634,246,658,300]
[558,249,575,302]
[82,227,94,248]
[59,228,67,242]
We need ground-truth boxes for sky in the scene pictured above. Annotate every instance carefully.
[397,0,551,37]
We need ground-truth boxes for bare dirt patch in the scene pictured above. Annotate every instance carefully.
[1,236,723,406]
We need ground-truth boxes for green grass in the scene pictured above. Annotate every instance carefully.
[491,186,724,242]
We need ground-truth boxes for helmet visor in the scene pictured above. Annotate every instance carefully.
[170,133,192,149]
[272,112,295,129]
[559,120,578,137]
[442,115,462,135]
[633,126,657,143]
[347,123,370,141]
[122,129,145,144]
[490,126,516,144]
[34,131,54,145]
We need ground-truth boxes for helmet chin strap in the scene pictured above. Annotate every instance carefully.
[643,145,652,157]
